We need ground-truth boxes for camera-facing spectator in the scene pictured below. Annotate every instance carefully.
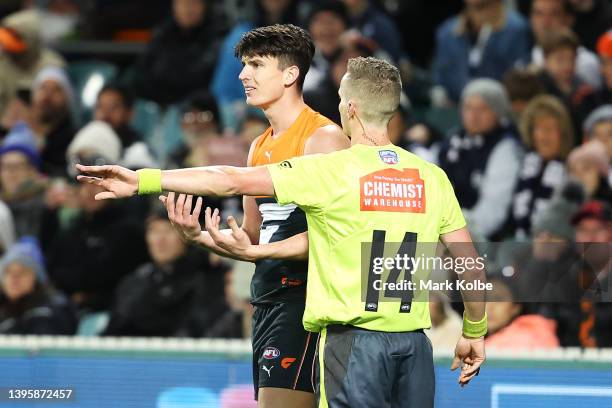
[528,0,601,89]
[433,0,531,103]
[0,200,15,257]
[538,28,593,138]
[502,68,546,121]
[0,237,76,335]
[439,79,524,240]
[508,95,573,238]
[0,122,47,238]
[46,122,148,312]
[103,208,231,337]
[132,0,226,105]
[28,66,75,178]
[567,139,611,202]
[0,9,65,120]
[94,84,157,169]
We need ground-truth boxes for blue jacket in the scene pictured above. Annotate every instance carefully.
[433,9,530,102]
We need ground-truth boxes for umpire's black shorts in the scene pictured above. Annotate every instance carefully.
[252,301,318,400]
[315,325,435,408]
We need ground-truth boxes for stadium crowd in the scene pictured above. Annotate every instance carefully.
[0,0,610,351]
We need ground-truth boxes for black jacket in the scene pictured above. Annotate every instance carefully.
[40,117,74,178]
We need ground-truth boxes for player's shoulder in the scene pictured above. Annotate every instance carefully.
[304,124,349,155]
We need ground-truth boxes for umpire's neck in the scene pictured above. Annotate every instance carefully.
[348,113,391,147]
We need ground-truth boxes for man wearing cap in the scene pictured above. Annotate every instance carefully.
[0,10,64,121]
[0,121,47,238]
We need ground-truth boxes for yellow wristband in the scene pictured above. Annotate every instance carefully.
[463,313,487,338]
[136,168,162,195]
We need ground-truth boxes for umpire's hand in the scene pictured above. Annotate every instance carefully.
[451,336,485,387]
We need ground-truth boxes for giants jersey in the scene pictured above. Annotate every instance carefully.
[250,106,335,304]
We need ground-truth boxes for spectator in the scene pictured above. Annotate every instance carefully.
[0,237,76,335]
[538,28,593,137]
[46,122,148,311]
[28,66,75,178]
[508,95,573,238]
[583,31,612,113]
[94,84,157,169]
[485,278,560,350]
[402,122,444,165]
[302,1,349,92]
[582,105,612,185]
[211,0,299,129]
[0,122,47,238]
[502,68,546,120]
[103,208,231,337]
[238,112,268,146]
[341,0,406,65]
[0,9,65,121]
[567,140,611,202]
[528,0,602,89]
[433,0,530,103]
[543,201,612,347]
[132,0,226,105]
[424,292,462,351]
[0,200,15,256]
[439,79,523,240]
[568,0,612,52]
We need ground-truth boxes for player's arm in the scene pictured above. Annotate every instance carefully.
[440,226,486,387]
[303,124,350,155]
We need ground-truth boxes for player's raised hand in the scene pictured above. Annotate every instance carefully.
[451,335,485,387]
[159,192,203,243]
[75,164,138,200]
[204,207,254,260]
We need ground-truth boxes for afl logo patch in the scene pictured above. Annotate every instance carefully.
[379,150,398,165]
[263,347,280,359]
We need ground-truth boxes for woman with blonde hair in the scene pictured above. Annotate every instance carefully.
[509,95,574,238]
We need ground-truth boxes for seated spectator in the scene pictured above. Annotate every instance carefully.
[569,0,612,52]
[0,237,76,334]
[0,9,65,121]
[528,0,602,89]
[582,105,612,184]
[0,200,15,256]
[132,0,226,105]
[502,68,545,120]
[583,32,612,114]
[567,140,611,202]
[238,112,268,146]
[433,0,530,103]
[508,95,573,238]
[211,0,299,129]
[103,208,232,337]
[302,0,349,93]
[93,84,157,169]
[0,122,47,238]
[485,278,559,350]
[424,292,462,351]
[46,122,148,311]
[542,200,612,347]
[439,79,523,240]
[537,28,593,138]
[402,122,444,165]
[28,66,75,178]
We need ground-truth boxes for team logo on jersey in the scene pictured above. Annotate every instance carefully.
[263,347,280,359]
[281,357,296,369]
[379,150,398,165]
[360,168,426,213]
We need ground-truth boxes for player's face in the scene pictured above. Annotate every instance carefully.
[239,55,286,108]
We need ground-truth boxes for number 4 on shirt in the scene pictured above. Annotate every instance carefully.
[365,230,417,313]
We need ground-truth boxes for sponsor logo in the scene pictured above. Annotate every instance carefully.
[281,276,304,287]
[379,150,399,165]
[263,347,280,360]
[281,357,296,369]
[279,160,292,169]
[262,365,274,378]
[360,168,426,213]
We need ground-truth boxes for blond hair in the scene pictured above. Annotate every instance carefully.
[520,95,574,159]
[343,57,401,127]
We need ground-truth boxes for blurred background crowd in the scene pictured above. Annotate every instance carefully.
[0,0,609,352]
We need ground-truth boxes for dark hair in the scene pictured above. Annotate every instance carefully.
[502,69,545,102]
[531,0,574,15]
[234,24,315,92]
[541,28,579,56]
[307,0,349,28]
[97,84,134,109]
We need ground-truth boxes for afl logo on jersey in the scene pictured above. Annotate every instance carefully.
[263,347,280,359]
[379,150,398,165]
